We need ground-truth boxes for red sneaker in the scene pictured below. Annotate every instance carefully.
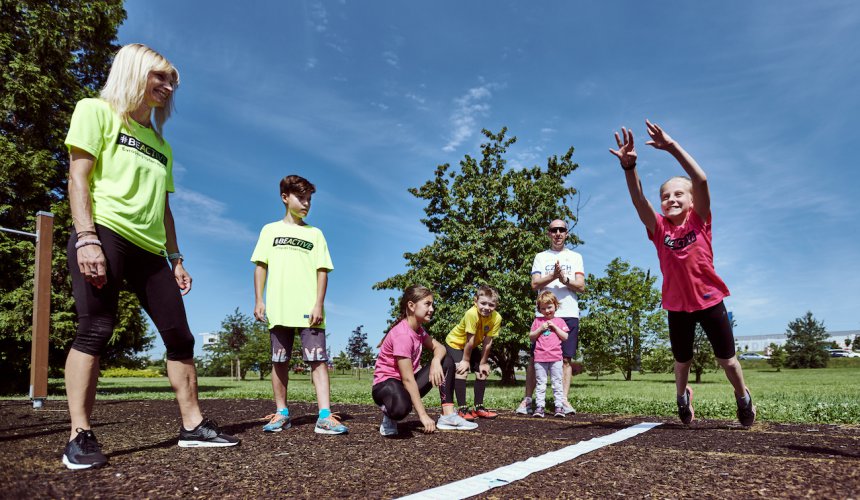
[474,405,498,419]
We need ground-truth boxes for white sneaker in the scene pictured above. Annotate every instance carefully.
[437,413,478,431]
[379,414,398,436]
[515,398,533,415]
[561,400,577,415]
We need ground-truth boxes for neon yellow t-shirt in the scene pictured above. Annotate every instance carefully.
[445,306,502,350]
[251,221,333,329]
[64,98,174,256]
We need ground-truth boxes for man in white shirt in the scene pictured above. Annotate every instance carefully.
[516,219,585,416]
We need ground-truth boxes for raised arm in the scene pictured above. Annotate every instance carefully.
[645,119,710,220]
[609,127,657,234]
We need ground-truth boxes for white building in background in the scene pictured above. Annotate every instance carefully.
[199,332,219,346]
[735,330,859,353]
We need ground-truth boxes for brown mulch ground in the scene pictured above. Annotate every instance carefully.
[1,399,858,499]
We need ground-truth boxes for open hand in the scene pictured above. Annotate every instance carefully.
[609,127,637,169]
[645,119,675,150]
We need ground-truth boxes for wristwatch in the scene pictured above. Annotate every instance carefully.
[167,252,184,263]
[563,276,570,285]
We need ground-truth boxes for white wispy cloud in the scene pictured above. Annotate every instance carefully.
[306,57,318,70]
[382,50,399,68]
[442,84,497,152]
[171,188,257,242]
[308,0,329,32]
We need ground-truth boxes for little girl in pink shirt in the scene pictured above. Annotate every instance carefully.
[529,291,569,418]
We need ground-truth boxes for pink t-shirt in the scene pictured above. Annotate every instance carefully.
[373,319,428,385]
[649,210,730,312]
[531,317,569,362]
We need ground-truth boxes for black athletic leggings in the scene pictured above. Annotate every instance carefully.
[67,224,194,360]
[371,362,450,421]
[668,301,736,362]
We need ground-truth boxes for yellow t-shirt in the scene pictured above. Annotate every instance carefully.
[250,221,333,329]
[445,306,502,350]
[65,98,174,256]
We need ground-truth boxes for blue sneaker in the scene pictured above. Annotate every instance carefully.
[262,413,291,432]
[315,415,348,435]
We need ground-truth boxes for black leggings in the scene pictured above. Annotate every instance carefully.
[67,224,194,360]
[668,301,736,362]
[371,363,449,421]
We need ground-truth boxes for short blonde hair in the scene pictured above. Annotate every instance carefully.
[536,290,559,309]
[100,43,180,139]
[659,176,693,197]
[475,285,499,304]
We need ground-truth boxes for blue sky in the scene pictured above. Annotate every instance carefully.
[117,1,860,358]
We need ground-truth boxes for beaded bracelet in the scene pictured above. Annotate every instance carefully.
[75,239,102,249]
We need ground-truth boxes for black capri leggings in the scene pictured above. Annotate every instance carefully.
[668,301,736,362]
[371,362,450,421]
[67,224,195,360]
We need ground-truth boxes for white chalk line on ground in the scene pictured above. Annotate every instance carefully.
[396,422,662,500]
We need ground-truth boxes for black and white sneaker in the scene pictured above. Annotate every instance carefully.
[62,428,108,470]
[178,418,240,448]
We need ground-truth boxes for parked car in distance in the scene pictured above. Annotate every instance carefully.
[828,349,860,358]
[738,352,770,360]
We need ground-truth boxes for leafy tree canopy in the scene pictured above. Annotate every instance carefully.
[374,127,581,384]
[0,0,131,393]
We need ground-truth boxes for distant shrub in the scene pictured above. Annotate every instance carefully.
[101,367,163,378]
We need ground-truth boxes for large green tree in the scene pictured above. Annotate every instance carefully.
[374,127,581,384]
[785,311,829,369]
[579,258,665,381]
[0,1,143,393]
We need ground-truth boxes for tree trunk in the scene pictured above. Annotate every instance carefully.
[694,368,702,384]
[492,345,519,385]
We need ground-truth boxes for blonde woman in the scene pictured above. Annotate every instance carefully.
[63,44,238,470]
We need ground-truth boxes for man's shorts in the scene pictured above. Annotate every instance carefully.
[270,326,328,363]
[560,317,579,359]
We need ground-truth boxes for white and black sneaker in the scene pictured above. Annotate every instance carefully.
[62,428,108,470]
[178,418,240,448]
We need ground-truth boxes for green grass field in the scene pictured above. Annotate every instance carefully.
[29,359,860,424]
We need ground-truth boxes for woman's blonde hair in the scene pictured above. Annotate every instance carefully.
[100,43,179,139]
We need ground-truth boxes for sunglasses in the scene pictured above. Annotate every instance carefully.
[548,227,567,234]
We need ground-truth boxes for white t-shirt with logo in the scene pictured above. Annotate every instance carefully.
[530,248,584,318]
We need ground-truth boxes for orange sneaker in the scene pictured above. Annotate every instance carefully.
[457,406,476,420]
[474,405,498,419]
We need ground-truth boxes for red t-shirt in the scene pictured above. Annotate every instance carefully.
[648,210,730,312]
